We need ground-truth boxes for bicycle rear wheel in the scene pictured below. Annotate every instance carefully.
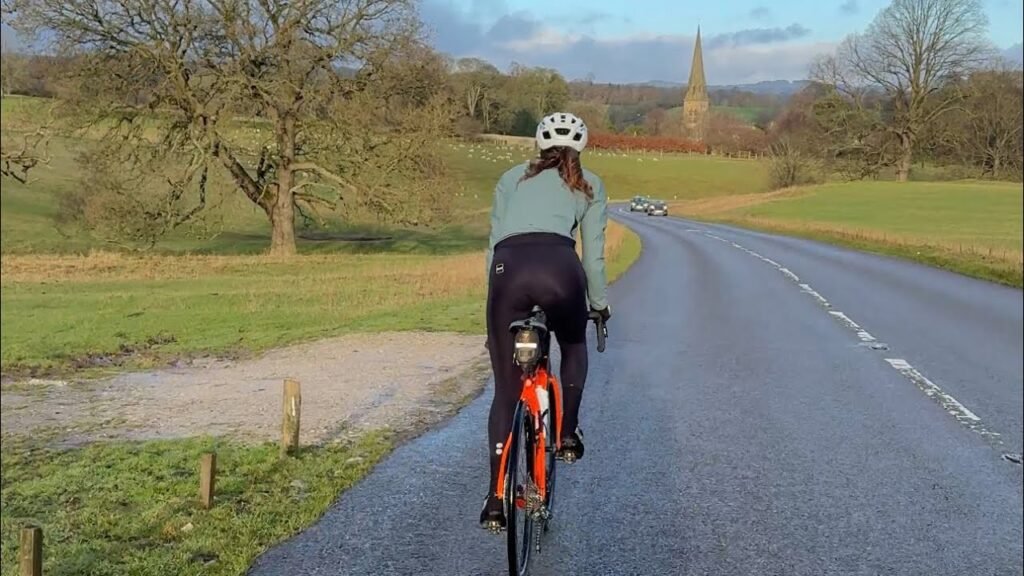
[504,402,534,576]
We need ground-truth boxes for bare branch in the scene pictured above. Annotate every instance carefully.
[0,127,50,184]
[291,161,357,192]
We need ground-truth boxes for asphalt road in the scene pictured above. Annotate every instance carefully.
[249,211,1023,576]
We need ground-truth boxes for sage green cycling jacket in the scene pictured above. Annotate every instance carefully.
[485,163,609,311]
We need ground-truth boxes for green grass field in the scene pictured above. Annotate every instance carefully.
[0,252,486,374]
[742,181,1023,251]
[446,140,769,205]
[699,181,1024,286]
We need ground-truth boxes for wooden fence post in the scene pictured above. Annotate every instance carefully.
[199,452,216,509]
[281,378,301,457]
[19,525,42,576]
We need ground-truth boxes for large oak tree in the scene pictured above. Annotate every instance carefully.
[11,0,453,254]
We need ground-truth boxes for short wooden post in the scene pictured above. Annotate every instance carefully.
[281,378,301,457]
[199,452,216,509]
[19,525,42,576]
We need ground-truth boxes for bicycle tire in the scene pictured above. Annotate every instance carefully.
[504,402,533,576]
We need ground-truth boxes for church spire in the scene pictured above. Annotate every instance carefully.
[682,27,709,141]
[685,26,707,101]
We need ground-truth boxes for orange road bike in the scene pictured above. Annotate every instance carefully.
[493,306,607,576]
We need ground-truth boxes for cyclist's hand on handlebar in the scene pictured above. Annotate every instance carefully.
[590,305,611,323]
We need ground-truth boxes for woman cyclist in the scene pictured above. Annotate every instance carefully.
[480,112,611,530]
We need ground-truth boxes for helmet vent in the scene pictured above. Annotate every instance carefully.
[554,127,571,136]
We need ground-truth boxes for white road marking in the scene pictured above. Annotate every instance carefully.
[798,284,831,307]
[884,359,979,420]
[828,311,877,342]
[692,227,1002,448]
[883,359,1002,444]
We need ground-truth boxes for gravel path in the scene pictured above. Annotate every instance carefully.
[1,332,489,444]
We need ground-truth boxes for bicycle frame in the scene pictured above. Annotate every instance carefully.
[494,305,563,510]
[494,363,562,505]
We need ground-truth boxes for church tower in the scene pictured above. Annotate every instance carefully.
[682,27,709,141]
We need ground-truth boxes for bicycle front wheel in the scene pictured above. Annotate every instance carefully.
[504,401,534,576]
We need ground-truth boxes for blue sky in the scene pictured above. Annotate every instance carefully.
[421,0,1024,84]
[3,1,1021,85]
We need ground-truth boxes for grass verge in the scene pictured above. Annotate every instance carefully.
[0,221,641,376]
[0,432,392,576]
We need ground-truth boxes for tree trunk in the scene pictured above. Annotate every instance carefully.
[269,188,296,256]
[269,112,298,256]
[466,86,481,119]
[896,131,913,182]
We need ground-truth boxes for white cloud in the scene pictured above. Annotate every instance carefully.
[420,1,831,83]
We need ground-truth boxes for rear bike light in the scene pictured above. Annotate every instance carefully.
[513,328,541,366]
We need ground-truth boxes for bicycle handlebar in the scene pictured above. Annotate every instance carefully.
[588,311,608,353]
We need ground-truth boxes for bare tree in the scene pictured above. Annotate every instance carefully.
[643,107,667,136]
[947,65,1023,178]
[507,64,569,121]
[10,0,452,254]
[818,0,991,181]
[917,63,1024,179]
[449,57,500,124]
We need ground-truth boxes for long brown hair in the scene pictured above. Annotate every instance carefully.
[519,146,593,198]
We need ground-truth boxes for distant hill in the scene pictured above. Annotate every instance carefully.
[1003,43,1023,65]
[641,79,810,96]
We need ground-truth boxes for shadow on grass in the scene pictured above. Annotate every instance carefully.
[156,224,488,256]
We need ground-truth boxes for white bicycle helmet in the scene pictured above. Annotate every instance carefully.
[535,112,588,152]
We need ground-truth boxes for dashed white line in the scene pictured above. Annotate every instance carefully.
[884,359,1001,442]
[828,311,877,342]
[693,228,1004,449]
[885,359,980,421]
[798,284,831,307]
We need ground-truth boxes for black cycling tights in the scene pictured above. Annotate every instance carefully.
[486,233,589,493]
